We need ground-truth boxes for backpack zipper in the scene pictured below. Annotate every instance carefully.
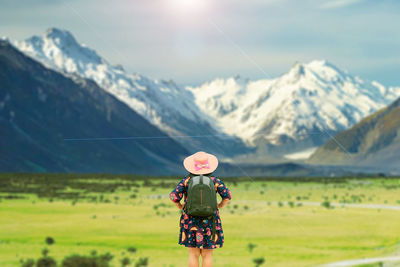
[200,189,203,206]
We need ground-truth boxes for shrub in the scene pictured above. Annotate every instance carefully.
[134,257,149,267]
[247,243,257,253]
[120,257,131,267]
[321,201,332,209]
[61,252,113,267]
[45,237,55,245]
[127,246,137,253]
[253,257,265,267]
[20,258,35,267]
[42,248,49,256]
[36,257,57,267]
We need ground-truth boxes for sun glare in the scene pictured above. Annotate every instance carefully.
[166,0,209,16]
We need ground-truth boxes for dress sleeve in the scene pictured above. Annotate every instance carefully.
[213,176,232,200]
[169,177,187,203]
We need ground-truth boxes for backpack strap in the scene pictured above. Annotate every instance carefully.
[210,176,218,192]
[210,177,217,242]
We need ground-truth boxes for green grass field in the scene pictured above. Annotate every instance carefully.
[0,174,400,267]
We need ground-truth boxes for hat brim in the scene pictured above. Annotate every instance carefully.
[183,152,218,175]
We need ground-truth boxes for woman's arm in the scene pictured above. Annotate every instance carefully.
[217,198,230,209]
[169,177,188,208]
[214,176,232,209]
[174,201,184,210]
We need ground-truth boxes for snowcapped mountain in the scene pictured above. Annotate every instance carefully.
[11,27,400,161]
[13,28,250,158]
[0,39,189,174]
[187,61,400,156]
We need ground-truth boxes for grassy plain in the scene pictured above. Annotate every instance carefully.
[0,173,399,267]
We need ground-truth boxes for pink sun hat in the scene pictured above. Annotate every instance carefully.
[183,151,219,175]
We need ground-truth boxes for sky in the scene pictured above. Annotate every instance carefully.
[1,0,399,87]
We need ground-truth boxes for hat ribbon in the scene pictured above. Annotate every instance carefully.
[194,159,210,171]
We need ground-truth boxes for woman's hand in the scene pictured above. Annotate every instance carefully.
[218,198,230,209]
[174,202,185,210]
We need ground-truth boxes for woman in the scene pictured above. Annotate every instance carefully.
[169,151,232,267]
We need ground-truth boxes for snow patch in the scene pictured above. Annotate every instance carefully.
[284,147,318,160]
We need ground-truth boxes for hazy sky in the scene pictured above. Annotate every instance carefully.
[1,0,399,87]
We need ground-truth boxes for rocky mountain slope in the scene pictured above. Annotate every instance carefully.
[187,61,400,156]
[11,27,400,161]
[0,39,189,174]
[308,96,400,172]
[12,28,250,158]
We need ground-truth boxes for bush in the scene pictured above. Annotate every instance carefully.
[120,257,131,267]
[134,257,149,267]
[61,252,113,267]
[45,237,55,245]
[36,257,57,267]
[20,258,35,267]
[127,246,137,253]
[321,200,332,209]
[253,257,265,267]
[42,248,49,257]
[247,243,257,253]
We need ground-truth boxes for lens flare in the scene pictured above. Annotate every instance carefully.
[166,0,209,16]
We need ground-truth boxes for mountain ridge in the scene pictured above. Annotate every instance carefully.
[11,27,400,160]
[187,59,400,156]
[308,96,400,171]
[12,27,251,159]
[0,39,189,174]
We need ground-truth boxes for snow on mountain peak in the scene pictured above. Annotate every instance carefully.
[188,59,400,151]
[284,62,306,81]
[279,59,346,85]
[45,27,76,45]
[13,28,222,143]
[11,28,400,157]
[14,27,105,73]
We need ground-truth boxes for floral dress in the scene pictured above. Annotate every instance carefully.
[169,175,232,249]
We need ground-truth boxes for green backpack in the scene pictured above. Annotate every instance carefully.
[185,174,218,241]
